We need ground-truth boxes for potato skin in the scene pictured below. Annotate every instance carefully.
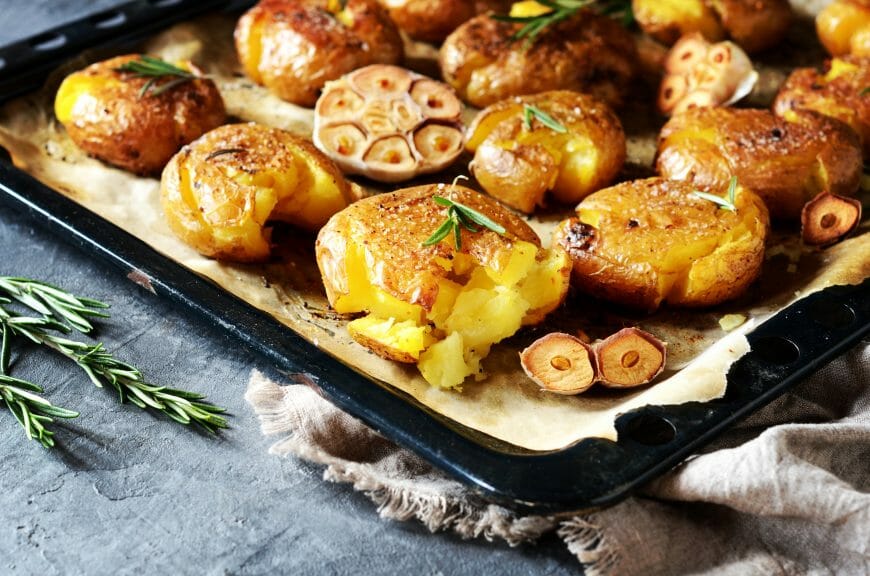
[466,91,626,213]
[656,107,863,220]
[439,10,636,109]
[774,57,870,158]
[53,55,225,176]
[377,0,510,43]
[816,0,870,57]
[235,0,403,107]
[161,123,351,262]
[553,178,769,311]
[316,184,540,311]
[632,0,791,54]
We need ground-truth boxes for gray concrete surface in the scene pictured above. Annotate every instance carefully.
[0,2,580,574]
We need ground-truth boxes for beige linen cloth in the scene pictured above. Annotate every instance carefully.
[245,340,870,575]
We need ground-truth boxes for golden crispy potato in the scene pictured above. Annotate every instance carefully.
[632,0,791,54]
[54,54,225,175]
[439,10,636,109]
[376,0,510,43]
[816,0,870,57]
[161,123,352,261]
[466,91,626,213]
[553,177,769,312]
[774,56,870,158]
[656,107,863,220]
[235,0,403,107]
[316,184,571,389]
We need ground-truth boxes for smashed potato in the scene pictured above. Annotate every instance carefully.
[553,178,769,312]
[816,0,870,57]
[315,184,571,389]
[54,55,225,175]
[161,123,352,261]
[466,91,626,213]
[774,56,870,158]
[235,0,403,107]
[632,0,792,54]
[656,107,863,220]
[376,0,510,43]
[439,9,636,108]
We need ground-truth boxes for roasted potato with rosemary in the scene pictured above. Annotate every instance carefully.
[376,0,510,43]
[54,55,225,175]
[816,0,870,57]
[235,0,403,107]
[466,91,626,213]
[161,123,352,261]
[774,56,870,158]
[315,184,571,389]
[632,0,792,54]
[553,177,769,312]
[439,8,636,109]
[656,108,863,220]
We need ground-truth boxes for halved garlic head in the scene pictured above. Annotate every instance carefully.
[659,33,758,116]
[314,64,465,182]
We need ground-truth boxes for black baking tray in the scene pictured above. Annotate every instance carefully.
[0,0,867,513]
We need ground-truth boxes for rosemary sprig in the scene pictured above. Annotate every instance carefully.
[0,300,228,435]
[860,87,869,96]
[114,55,196,99]
[0,374,79,448]
[423,187,507,250]
[0,276,109,334]
[523,104,567,133]
[692,176,739,212]
[492,0,632,46]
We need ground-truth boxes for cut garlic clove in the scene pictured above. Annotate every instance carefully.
[672,90,716,114]
[413,124,463,167]
[362,136,417,181]
[665,33,709,75]
[316,123,368,160]
[316,85,365,123]
[658,74,688,114]
[350,64,413,96]
[361,100,397,136]
[410,79,462,121]
[391,98,424,132]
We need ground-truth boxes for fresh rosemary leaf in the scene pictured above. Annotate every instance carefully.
[0,374,78,448]
[115,55,195,99]
[691,176,739,212]
[492,0,632,46]
[523,104,568,133]
[0,276,109,334]
[423,195,507,250]
[861,87,869,96]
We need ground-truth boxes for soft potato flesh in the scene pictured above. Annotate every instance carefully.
[316,185,571,389]
[161,123,351,261]
[657,107,863,220]
[466,91,626,213]
[553,178,769,311]
[774,56,870,158]
[817,0,870,57]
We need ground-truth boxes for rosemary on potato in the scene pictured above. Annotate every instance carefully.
[115,55,196,99]
[523,104,567,133]
[861,87,869,96]
[692,176,739,212]
[0,277,228,446]
[492,0,633,46]
[423,179,507,250]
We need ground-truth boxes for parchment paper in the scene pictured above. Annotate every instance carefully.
[0,10,867,451]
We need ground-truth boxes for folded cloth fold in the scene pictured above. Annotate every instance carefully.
[245,341,870,576]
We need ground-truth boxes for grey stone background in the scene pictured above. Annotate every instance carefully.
[0,2,579,574]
